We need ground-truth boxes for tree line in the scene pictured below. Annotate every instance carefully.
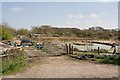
[0,24,119,40]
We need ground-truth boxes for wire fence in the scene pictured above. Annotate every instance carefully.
[42,42,66,56]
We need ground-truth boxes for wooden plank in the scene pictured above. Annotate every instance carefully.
[92,42,113,46]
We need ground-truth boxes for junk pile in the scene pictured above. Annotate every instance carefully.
[0,42,23,60]
[36,43,43,50]
[42,38,65,56]
[70,53,94,60]
[0,42,13,54]
[51,38,63,47]
[21,38,32,47]
[1,40,17,46]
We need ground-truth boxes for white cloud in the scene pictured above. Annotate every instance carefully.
[53,25,81,29]
[66,11,117,29]
[10,6,26,13]
[68,14,84,19]
[90,13,99,19]
[68,14,73,18]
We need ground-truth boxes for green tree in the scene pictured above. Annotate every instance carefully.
[16,28,30,36]
[0,24,15,40]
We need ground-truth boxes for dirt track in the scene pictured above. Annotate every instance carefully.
[3,56,118,78]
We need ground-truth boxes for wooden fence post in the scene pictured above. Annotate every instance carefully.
[66,44,68,54]
[98,47,100,54]
[71,45,73,54]
[69,44,71,54]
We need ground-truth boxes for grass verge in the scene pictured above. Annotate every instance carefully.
[91,54,120,65]
[1,53,28,75]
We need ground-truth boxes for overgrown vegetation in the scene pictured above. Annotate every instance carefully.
[91,54,120,65]
[1,53,28,75]
[69,51,120,65]
[16,28,30,36]
[0,24,15,40]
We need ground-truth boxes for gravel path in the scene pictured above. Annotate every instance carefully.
[3,56,118,78]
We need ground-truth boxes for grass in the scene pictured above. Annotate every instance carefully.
[1,54,28,75]
[70,51,120,65]
[91,54,120,65]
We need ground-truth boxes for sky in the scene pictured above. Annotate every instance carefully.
[1,0,120,2]
[1,0,119,30]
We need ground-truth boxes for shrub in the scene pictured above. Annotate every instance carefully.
[1,54,28,75]
[93,54,120,65]
[0,25,15,40]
